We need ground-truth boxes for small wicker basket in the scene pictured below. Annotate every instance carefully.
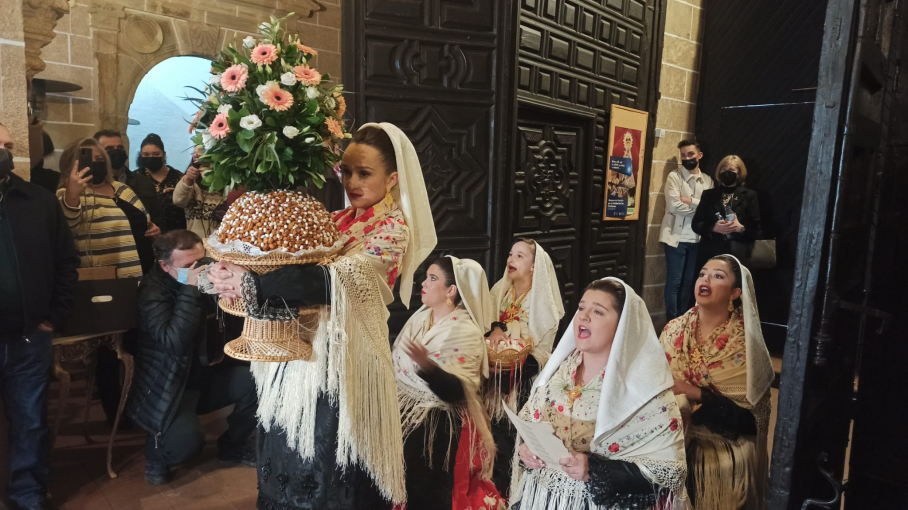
[205,240,342,363]
[487,339,534,372]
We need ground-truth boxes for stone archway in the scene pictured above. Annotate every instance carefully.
[88,0,321,139]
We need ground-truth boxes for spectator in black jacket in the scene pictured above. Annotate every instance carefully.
[692,155,762,268]
[29,131,61,194]
[0,125,79,510]
[126,230,256,486]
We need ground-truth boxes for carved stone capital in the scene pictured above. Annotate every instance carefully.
[21,0,69,81]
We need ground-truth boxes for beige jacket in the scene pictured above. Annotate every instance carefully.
[173,179,224,240]
[658,167,714,247]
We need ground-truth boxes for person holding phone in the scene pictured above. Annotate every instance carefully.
[58,137,161,427]
[127,134,186,233]
[173,145,225,241]
[127,230,256,486]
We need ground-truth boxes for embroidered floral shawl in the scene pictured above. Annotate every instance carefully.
[333,198,409,300]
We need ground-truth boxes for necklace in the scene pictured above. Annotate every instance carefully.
[427,311,435,330]
[500,285,532,325]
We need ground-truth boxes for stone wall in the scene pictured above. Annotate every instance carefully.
[643,0,706,326]
[38,0,342,160]
[0,0,31,178]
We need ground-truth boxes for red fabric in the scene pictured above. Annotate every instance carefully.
[452,420,506,510]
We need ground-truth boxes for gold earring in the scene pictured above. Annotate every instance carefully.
[728,300,735,313]
[383,191,394,207]
[446,297,453,307]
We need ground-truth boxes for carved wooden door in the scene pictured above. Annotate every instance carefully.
[510,0,664,311]
[342,0,517,333]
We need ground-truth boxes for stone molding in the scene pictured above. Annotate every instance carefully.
[22,0,69,82]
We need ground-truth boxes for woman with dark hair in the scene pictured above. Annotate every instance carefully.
[393,256,506,510]
[208,123,437,509]
[691,156,762,268]
[128,134,186,233]
[511,278,686,510]
[659,255,774,510]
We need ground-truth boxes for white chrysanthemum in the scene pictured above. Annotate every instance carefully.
[217,104,232,115]
[202,132,215,149]
[240,114,262,130]
[306,86,320,100]
[283,126,300,139]
[280,72,297,86]
[243,36,255,48]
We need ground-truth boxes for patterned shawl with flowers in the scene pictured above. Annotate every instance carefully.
[333,196,409,305]
[392,307,506,509]
[660,306,771,510]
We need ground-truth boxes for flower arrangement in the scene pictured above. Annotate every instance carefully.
[188,14,349,192]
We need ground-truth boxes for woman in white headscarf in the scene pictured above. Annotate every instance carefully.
[393,256,507,510]
[659,254,773,510]
[484,238,564,496]
[511,279,687,510]
[209,123,436,509]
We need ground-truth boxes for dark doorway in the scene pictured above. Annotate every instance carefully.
[695,0,828,355]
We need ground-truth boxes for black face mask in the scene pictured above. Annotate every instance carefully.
[720,170,738,187]
[680,158,699,171]
[0,149,13,181]
[106,148,127,169]
[90,161,109,185]
[139,156,165,172]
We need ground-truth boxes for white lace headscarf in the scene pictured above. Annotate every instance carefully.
[490,241,564,369]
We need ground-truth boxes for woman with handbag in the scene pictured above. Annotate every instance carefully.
[691,156,762,269]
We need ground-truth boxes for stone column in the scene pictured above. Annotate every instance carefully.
[0,0,31,179]
[21,0,70,82]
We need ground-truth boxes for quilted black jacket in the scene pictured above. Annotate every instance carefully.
[126,264,205,437]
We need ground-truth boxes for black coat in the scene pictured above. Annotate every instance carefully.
[1,174,79,334]
[127,264,206,436]
[692,185,762,266]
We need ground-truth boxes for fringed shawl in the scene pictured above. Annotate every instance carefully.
[252,254,407,504]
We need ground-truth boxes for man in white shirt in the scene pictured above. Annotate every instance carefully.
[658,140,714,321]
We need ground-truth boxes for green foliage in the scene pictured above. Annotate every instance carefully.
[187,13,349,193]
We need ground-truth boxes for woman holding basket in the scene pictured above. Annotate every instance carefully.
[209,122,436,510]
[483,238,564,496]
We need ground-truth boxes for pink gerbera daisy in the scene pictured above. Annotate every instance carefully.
[250,44,278,65]
[293,65,321,86]
[220,64,248,93]
[260,84,294,112]
[325,117,344,138]
[209,113,230,139]
[295,42,317,56]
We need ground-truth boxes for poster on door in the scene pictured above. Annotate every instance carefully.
[605,105,649,220]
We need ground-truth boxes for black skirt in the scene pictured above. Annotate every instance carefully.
[256,395,391,510]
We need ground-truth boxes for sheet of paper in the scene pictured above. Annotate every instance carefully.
[502,400,571,468]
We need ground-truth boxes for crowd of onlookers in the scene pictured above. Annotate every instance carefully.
[0,123,248,510]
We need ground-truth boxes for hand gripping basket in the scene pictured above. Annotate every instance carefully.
[206,240,345,363]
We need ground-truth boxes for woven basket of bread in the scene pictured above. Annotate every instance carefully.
[206,190,344,362]
[487,338,533,372]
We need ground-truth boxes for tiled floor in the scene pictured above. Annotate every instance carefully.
[47,373,256,510]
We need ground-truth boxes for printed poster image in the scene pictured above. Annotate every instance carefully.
[604,105,649,220]
[607,127,641,216]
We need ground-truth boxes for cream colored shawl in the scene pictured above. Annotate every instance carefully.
[392,256,496,477]
[359,122,437,308]
[252,254,406,504]
[511,278,686,510]
[489,242,564,369]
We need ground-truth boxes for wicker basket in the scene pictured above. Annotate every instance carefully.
[224,308,321,362]
[488,339,534,372]
[204,239,342,363]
